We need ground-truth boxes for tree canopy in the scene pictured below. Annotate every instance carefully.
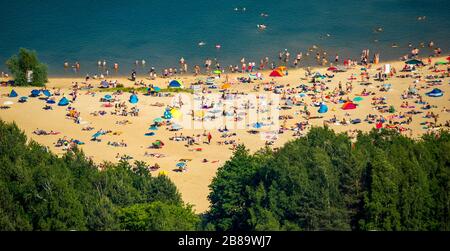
[6,48,48,86]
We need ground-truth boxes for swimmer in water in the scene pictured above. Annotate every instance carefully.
[216,44,221,49]
[198,41,206,46]
[142,60,146,65]
[392,43,399,48]
[260,13,269,17]
[257,24,267,30]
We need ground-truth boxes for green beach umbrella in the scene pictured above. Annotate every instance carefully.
[153,117,164,123]
[353,96,364,102]
[213,70,222,74]
[435,61,447,65]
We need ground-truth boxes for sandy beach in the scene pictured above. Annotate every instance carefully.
[1,56,449,213]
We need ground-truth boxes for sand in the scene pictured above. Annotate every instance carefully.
[1,56,449,213]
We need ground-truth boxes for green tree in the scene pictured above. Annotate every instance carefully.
[116,202,199,231]
[6,48,48,86]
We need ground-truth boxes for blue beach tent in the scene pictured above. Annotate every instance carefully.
[9,90,18,97]
[58,97,69,106]
[169,80,183,88]
[318,103,328,114]
[43,90,51,97]
[31,89,40,97]
[129,94,139,104]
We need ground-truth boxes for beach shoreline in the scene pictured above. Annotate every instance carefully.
[1,56,449,213]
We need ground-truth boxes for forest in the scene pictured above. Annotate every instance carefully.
[0,120,448,231]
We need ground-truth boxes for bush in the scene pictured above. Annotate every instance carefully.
[6,48,48,86]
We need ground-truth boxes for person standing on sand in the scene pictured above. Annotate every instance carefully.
[207,132,212,144]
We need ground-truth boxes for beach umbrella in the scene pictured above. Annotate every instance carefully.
[327,66,337,72]
[221,83,231,90]
[170,108,181,119]
[253,122,263,129]
[435,61,447,65]
[353,96,364,102]
[269,70,284,77]
[426,88,443,97]
[3,101,13,106]
[149,125,159,130]
[104,94,112,100]
[299,93,306,97]
[153,86,161,92]
[176,162,186,168]
[213,70,222,74]
[342,101,357,110]
[158,171,168,176]
[92,132,102,139]
[153,117,164,123]
[171,124,182,130]
[100,80,109,88]
[9,90,18,97]
[405,59,424,65]
[19,96,28,103]
[277,66,286,71]
[145,132,156,136]
[42,90,51,97]
[46,99,56,104]
[168,80,183,88]
[447,56,450,61]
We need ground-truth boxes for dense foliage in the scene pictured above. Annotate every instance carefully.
[207,127,449,231]
[5,48,48,86]
[0,120,198,231]
[1,119,448,231]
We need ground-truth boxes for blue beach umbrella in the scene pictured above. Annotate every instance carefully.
[30,89,40,97]
[9,90,18,97]
[426,88,443,97]
[253,122,263,129]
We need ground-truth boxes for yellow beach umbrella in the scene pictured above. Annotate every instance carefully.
[221,83,231,90]
[195,110,205,118]
[277,66,286,71]
[171,108,182,119]
[159,170,168,176]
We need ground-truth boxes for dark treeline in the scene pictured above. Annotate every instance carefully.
[0,120,448,231]
[205,127,449,231]
[0,121,198,230]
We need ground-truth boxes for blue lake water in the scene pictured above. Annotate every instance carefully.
[0,0,449,76]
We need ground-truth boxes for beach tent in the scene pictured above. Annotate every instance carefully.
[342,101,357,110]
[30,89,40,97]
[318,103,328,113]
[9,90,18,97]
[405,59,424,65]
[426,88,443,97]
[221,83,231,90]
[58,97,69,106]
[42,90,51,97]
[129,94,139,104]
[169,80,183,88]
[269,70,284,77]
